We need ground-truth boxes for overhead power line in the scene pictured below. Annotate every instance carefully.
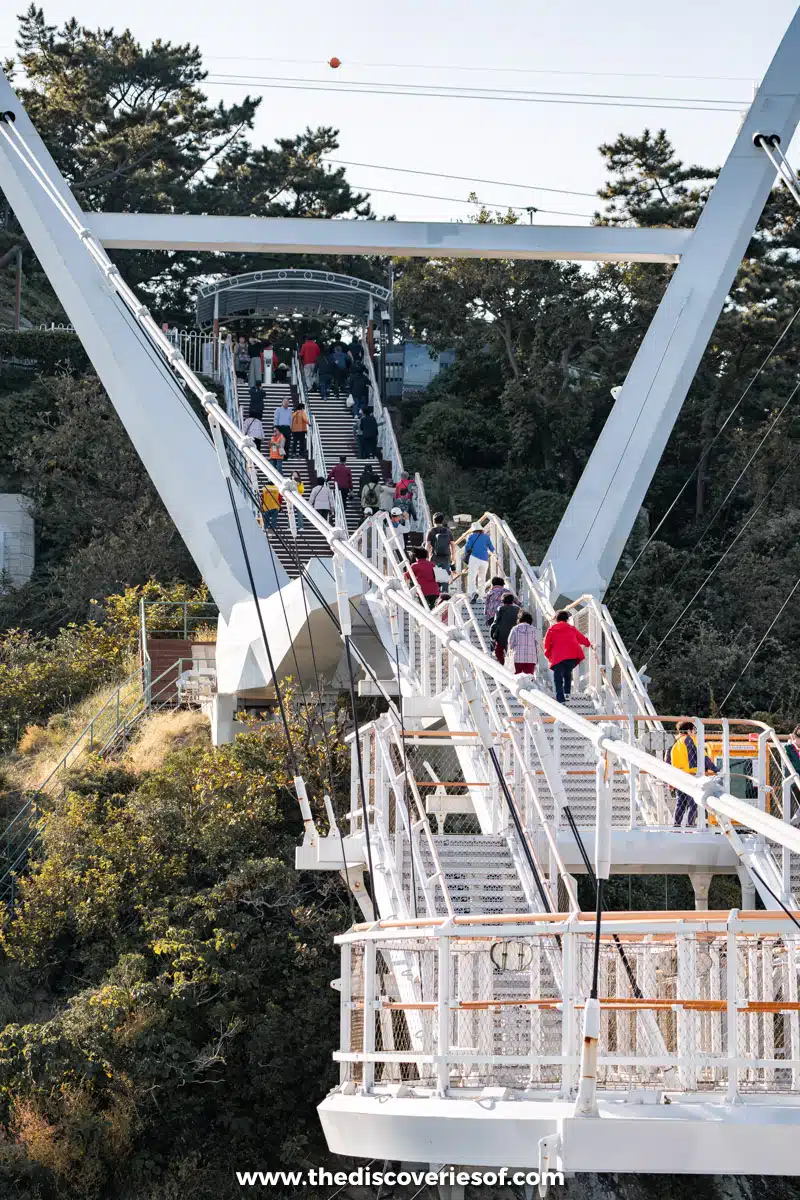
[204,74,745,112]
[199,53,754,84]
[346,181,592,219]
[324,158,599,199]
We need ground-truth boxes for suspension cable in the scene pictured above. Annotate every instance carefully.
[610,300,800,601]
[394,641,418,918]
[7,110,800,858]
[222,477,300,779]
[642,446,799,663]
[343,635,380,919]
[720,574,800,710]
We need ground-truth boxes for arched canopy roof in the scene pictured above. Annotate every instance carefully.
[196,268,391,328]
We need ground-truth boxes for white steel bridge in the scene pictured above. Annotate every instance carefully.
[4,10,800,1182]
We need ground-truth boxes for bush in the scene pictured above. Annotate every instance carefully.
[0,330,89,375]
[0,583,211,752]
[0,700,349,1199]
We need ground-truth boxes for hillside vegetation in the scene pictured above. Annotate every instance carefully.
[0,695,348,1200]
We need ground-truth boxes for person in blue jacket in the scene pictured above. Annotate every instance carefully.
[464,522,494,601]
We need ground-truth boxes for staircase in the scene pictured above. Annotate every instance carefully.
[236,378,390,578]
[425,835,531,915]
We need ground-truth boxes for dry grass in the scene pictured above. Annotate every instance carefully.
[4,665,141,794]
[123,708,209,775]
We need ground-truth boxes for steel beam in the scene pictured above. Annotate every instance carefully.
[544,8,800,599]
[0,68,286,630]
[85,211,691,264]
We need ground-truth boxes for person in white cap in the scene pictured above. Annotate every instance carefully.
[389,506,410,556]
[463,521,494,601]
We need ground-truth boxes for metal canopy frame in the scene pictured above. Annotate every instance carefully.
[195,268,391,327]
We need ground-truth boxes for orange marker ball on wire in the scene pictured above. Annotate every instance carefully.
[329,56,341,68]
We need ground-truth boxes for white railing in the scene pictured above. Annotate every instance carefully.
[293,351,327,483]
[361,333,403,481]
[412,471,431,534]
[349,713,455,921]
[167,328,222,380]
[452,512,656,720]
[335,911,800,1099]
[18,116,799,908]
[332,480,348,532]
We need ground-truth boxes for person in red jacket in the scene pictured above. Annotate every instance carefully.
[329,455,353,507]
[299,335,321,391]
[543,610,591,703]
[409,548,440,609]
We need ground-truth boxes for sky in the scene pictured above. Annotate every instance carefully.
[0,0,798,225]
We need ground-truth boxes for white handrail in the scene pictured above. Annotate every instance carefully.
[360,332,403,480]
[13,108,800,878]
[294,349,327,483]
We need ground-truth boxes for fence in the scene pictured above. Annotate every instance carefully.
[336,912,800,1098]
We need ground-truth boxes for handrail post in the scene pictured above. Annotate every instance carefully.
[362,937,376,1094]
[726,916,739,1102]
[340,941,352,1085]
[757,731,769,814]
[436,932,450,1097]
[696,718,707,831]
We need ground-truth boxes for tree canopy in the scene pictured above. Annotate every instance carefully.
[2,7,376,324]
[397,131,800,724]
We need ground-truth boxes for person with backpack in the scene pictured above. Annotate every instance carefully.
[332,343,349,396]
[394,471,412,501]
[242,411,263,452]
[463,522,494,601]
[490,593,522,665]
[361,476,381,514]
[669,719,718,828]
[427,514,455,583]
[484,577,520,625]
[543,610,591,703]
[310,479,333,523]
[317,346,336,403]
[359,407,380,459]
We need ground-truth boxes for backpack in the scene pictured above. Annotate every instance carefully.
[362,483,380,508]
[432,527,451,558]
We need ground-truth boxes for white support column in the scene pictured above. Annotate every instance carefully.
[690,870,714,912]
[210,693,237,746]
[543,9,800,599]
[0,71,287,644]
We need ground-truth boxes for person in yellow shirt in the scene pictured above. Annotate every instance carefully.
[261,484,282,531]
[669,719,718,827]
[289,470,305,531]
